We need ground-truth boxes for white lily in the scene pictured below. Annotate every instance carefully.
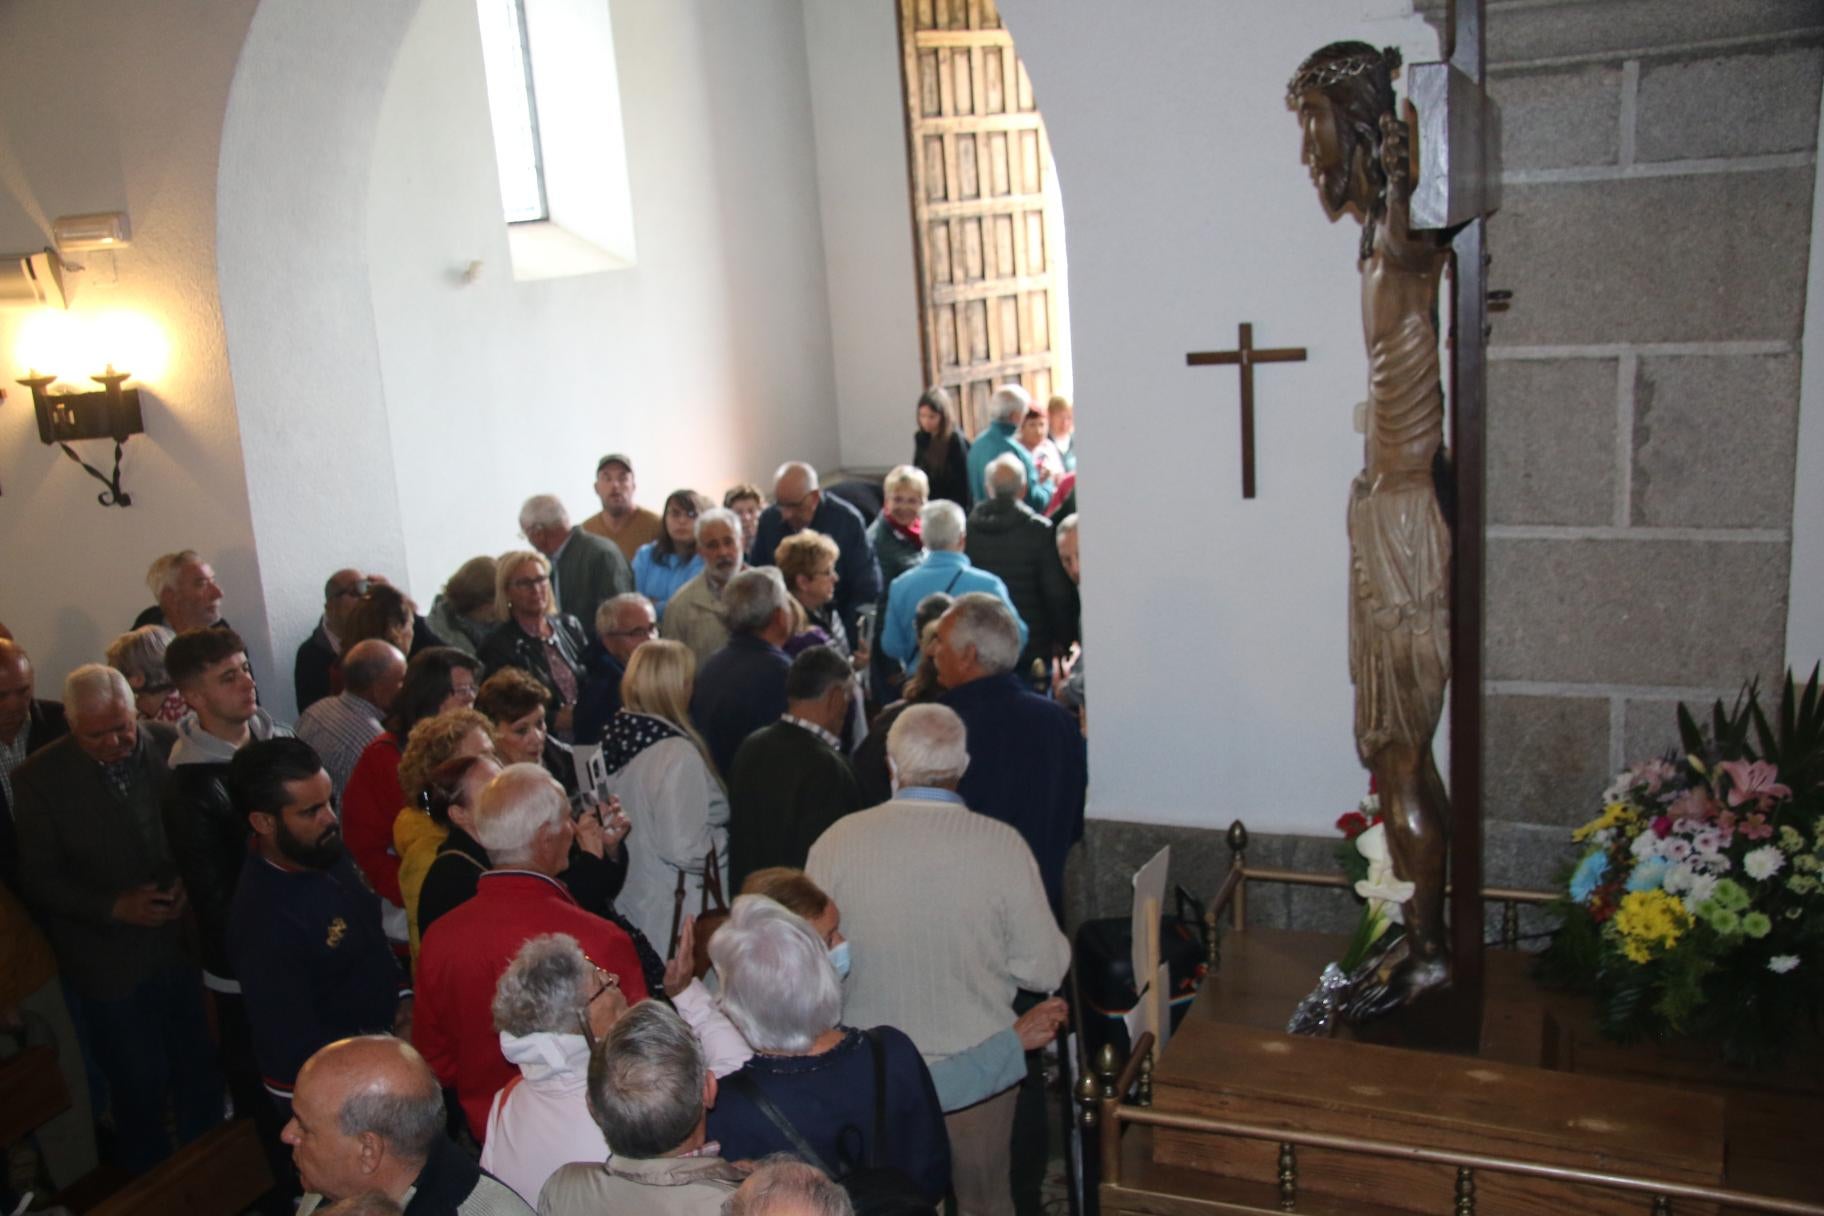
[1353,823,1415,925]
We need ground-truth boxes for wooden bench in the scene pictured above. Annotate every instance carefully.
[86,1119,274,1216]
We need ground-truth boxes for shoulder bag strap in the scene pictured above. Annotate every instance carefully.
[865,1028,888,1168]
[701,845,728,914]
[669,870,688,958]
[723,1069,837,1176]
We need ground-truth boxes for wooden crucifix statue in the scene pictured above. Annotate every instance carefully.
[1289,41,1456,1014]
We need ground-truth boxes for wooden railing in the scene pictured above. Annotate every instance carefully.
[1203,819,1557,968]
[1085,1032,1824,1216]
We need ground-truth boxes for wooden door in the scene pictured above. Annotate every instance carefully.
[898,0,1071,437]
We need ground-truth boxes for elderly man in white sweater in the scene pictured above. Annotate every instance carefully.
[806,704,1069,1216]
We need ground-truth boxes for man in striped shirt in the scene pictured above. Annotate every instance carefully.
[295,639,406,797]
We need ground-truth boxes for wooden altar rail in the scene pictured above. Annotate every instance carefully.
[1205,820,1556,962]
[1093,1034,1824,1216]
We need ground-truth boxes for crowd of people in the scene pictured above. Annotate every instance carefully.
[0,383,1088,1216]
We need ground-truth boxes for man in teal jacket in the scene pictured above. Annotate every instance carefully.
[965,384,1049,513]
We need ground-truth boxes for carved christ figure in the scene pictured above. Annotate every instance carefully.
[1291,43,1453,1004]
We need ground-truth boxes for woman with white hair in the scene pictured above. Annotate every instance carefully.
[477,550,589,742]
[705,895,949,1202]
[480,933,628,1205]
[600,640,729,952]
[865,465,929,590]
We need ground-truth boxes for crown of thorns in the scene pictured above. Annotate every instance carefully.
[1285,46,1401,102]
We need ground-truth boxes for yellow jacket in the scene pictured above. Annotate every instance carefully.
[392,806,448,967]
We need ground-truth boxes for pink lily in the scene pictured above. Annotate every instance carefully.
[1719,760,1791,809]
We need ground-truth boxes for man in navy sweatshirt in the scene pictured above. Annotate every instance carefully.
[226,738,410,1114]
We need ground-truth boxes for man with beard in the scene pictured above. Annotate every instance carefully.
[227,738,411,1116]
[661,507,746,665]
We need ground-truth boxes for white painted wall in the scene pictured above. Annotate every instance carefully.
[365,0,842,601]
[1787,82,1824,673]
[801,0,927,473]
[0,0,267,694]
[999,0,1439,834]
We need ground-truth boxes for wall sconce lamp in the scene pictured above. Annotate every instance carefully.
[15,366,143,507]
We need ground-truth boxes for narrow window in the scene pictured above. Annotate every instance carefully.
[476,0,548,223]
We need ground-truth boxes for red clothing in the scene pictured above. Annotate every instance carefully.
[341,733,404,904]
[413,870,650,1136]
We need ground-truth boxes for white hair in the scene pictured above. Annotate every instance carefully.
[772,461,820,492]
[920,500,966,551]
[985,453,1027,500]
[710,895,841,1053]
[943,592,1022,675]
[65,663,133,716]
[1057,513,1079,540]
[725,1159,855,1216]
[595,592,655,637]
[887,704,970,788]
[723,567,789,635]
[145,550,203,599]
[492,933,592,1037]
[990,383,1031,425]
[474,763,567,866]
[695,506,739,542]
[518,494,570,534]
[883,464,929,499]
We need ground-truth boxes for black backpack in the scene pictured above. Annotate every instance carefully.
[725,1029,933,1216]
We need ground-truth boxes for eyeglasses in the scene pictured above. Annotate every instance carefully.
[508,574,550,590]
[603,623,659,639]
[575,964,619,1048]
[329,581,369,600]
[447,682,477,703]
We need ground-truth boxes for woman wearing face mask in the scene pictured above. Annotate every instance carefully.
[661,867,1064,1115]
[703,894,948,1200]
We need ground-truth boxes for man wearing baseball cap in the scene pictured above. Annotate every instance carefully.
[582,454,662,563]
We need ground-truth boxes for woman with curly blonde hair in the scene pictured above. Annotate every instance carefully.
[391,708,495,959]
[600,640,728,951]
[775,530,855,661]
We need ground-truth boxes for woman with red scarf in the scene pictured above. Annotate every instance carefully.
[867,465,929,590]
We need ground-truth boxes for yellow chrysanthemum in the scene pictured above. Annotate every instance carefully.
[1610,889,1690,965]
[1573,801,1641,844]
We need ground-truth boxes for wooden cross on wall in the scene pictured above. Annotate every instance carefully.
[1186,322,1308,498]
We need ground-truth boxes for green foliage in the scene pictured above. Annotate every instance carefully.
[1534,899,1601,993]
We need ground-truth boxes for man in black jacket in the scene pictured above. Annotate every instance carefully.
[14,664,220,1171]
[0,638,68,892]
[161,627,293,1164]
[746,462,882,643]
[726,645,863,889]
[692,569,794,779]
[965,455,1076,684]
[226,738,409,1114]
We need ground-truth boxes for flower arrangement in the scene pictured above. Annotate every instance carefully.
[1335,787,1412,972]
[1538,667,1824,1065]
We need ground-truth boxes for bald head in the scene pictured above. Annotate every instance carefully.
[773,462,822,531]
[0,639,33,742]
[284,1036,445,1202]
[342,639,407,709]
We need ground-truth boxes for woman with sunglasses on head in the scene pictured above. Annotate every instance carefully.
[478,550,589,743]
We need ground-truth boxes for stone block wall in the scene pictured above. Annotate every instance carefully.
[1069,1,1821,942]
[1476,0,1819,903]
